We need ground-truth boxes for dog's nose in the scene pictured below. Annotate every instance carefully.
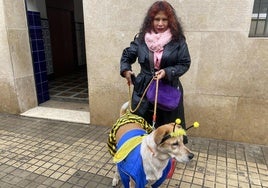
[188,153,194,160]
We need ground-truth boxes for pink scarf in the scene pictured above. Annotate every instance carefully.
[145,29,172,69]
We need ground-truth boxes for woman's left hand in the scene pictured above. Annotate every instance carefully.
[155,69,166,79]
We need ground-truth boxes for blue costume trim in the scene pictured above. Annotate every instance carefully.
[116,129,171,188]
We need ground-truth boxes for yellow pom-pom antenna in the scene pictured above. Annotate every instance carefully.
[170,129,186,137]
[175,118,181,125]
[193,122,199,128]
[186,121,200,130]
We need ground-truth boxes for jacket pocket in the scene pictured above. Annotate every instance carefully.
[137,52,147,65]
[133,74,147,96]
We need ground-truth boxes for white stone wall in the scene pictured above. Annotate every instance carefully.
[0,0,266,145]
[0,0,37,113]
[83,0,268,145]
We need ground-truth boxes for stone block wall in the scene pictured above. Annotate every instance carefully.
[83,0,268,145]
[0,0,37,113]
[0,0,266,145]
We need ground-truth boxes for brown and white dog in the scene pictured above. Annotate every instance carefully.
[110,102,194,187]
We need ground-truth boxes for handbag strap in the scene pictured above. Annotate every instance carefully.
[148,50,155,75]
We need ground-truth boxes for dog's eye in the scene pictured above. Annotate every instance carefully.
[172,141,179,146]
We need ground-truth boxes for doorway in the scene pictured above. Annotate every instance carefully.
[24,0,89,124]
[45,0,88,103]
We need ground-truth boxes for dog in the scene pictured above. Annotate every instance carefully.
[108,102,194,187]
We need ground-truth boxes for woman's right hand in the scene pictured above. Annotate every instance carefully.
[123,71,135,86]
[154,69,166,80]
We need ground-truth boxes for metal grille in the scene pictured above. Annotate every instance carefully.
[249,0,268,37]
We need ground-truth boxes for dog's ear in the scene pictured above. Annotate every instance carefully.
[154,124,173,145]
[154,130,169,145]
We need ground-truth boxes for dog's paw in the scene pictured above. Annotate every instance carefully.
[112,166,120,186]
[112,177,119,187]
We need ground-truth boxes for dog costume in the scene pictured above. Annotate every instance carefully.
[107,111,153,156]
[116,129,171,188]
[107,112,171,187]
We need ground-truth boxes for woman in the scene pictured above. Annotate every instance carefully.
[120,1,191,142]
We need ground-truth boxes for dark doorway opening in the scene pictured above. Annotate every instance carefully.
[46,0,76,78]
[26,0,88,105]
[45,0,88,103]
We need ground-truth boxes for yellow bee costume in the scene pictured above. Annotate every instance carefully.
[107,111,153,157]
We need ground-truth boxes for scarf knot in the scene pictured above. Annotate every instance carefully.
[145,29,172,69]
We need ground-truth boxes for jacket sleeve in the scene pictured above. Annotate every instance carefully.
[164,40,191,81]
[120,38,139,77]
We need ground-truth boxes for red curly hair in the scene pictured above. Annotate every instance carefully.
[138,1,185,42]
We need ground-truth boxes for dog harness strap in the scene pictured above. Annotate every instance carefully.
[113,135,146,163]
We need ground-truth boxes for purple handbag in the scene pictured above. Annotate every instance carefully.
[146,80,181,111]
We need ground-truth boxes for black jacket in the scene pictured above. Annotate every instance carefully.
[120,36,191,128]
[120,37,191,93]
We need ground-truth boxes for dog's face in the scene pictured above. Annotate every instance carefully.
[153,123,194,162]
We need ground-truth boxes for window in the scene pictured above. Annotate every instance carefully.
[249,0,268,37]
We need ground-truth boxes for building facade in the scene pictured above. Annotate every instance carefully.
[0,0,267,145]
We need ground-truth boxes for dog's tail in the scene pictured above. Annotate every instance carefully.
[120,101,129,116]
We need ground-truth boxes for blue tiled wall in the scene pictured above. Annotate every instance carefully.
[27,11,49,104]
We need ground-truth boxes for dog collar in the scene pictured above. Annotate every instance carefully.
[147,145,155,156]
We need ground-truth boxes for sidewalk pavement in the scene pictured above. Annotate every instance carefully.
[0,113,267,188]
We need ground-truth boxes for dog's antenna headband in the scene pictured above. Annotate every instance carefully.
[175,118,200,131]
[159,119,186,144]
[186,121,200,130]
[159,119,200,144]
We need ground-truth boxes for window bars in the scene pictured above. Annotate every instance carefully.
[249,0,268,37]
